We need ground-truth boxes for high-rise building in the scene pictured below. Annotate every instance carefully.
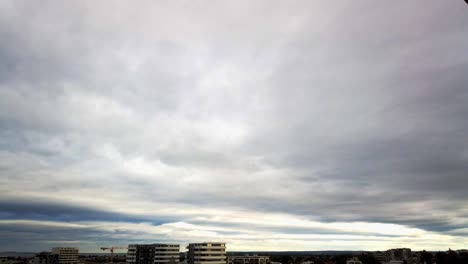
[51,248,79,264]
[187,243,226,264]
[126,244,180,264]
[228,255,269,264]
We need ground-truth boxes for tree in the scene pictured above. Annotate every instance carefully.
[358,253,379,264]
[420,250,433,264]
[280,255,293,264]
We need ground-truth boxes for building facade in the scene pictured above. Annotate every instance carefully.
[186,243,226,264]
[388,248,411,262]
[126,244,180,264]
[227,255,269,264]
[51,248,79,264]
[373,248,412,263]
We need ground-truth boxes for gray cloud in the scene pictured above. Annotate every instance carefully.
[1,0,468,251]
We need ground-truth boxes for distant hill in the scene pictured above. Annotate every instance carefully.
[228,251,364,256]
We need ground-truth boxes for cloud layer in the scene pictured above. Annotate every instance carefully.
[1,0,468,252]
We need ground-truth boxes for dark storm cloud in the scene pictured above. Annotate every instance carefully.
[0,200,171,224]
[0,222,162,252]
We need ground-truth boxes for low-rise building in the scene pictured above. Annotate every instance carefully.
[373,251,389,263]
[126,244,180,264]
[187,243,226,264]
[373,248,412,263]
[0,257,22,264]
[346,258,362,264]
[51,248,79,264]
[32,252,59,264]
[227,255,269,264]
[388,248,411,262]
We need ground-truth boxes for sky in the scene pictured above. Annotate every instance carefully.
[1,0,468,253]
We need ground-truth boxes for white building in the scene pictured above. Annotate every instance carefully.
[186,243,226,264]
[51,248,79,264]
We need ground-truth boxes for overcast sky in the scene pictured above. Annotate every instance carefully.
[1,0,468,253]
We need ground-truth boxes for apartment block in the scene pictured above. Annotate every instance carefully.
[126,244,180,264]
[51,248,79,264]
[187,243,226,264]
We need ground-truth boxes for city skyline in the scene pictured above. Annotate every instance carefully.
[1,1,468,252]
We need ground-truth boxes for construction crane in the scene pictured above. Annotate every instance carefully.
[100,246,127,263]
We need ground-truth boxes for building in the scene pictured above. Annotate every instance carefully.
[373,248,412,263]
[227,255,269,264]
[387,248,411,262]
[0,257,22,264]
[32,252,59,264]
[346,259,362,264]
[0,257,11,264]
[186,243,226,264]
[373,251,389,263]
[51,248,79,264]
[126,244,180,264]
